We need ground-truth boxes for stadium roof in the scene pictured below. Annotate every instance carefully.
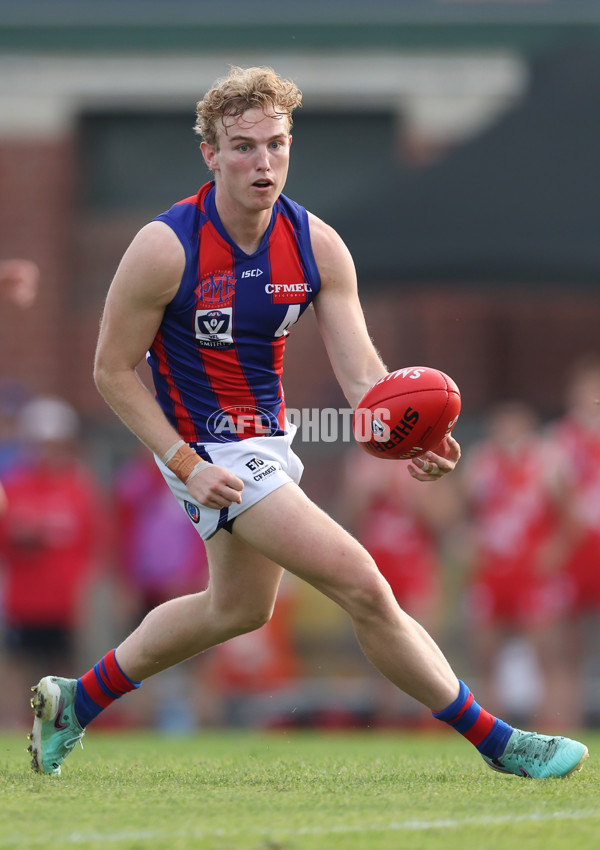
[1,1,600,53]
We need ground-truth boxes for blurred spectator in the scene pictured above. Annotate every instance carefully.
[459,401,566,728]
[339,446,459,725]
[0,258,39,515]
[0,395,112,726]
[544,356,600,727]
[0,380,32,477]
[0,258,39,309]
[0,380,31,520]
[115,449,209,617]
[114,449,210,730]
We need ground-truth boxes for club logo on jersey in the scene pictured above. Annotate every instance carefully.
[194,271,236,348]
[196,272,236,308]
[265,282,312,305]
[184,501,200,523]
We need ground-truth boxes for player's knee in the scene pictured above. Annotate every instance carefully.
[341,560,395,621]
[236,604,274,635]
[219,599,275,638]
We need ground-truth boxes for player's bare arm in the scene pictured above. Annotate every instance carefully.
[309,214,387,408]
[94,221,243,508]
[310,214,459,481]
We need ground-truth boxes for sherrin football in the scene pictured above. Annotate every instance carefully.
[353,366,461,460]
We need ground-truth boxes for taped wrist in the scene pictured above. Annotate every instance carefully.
[162,440,210,484]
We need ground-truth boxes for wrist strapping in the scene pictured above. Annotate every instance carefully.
[162,440,210,484]
[161,440,185,466]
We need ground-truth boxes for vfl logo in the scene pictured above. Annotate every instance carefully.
[184,501,200,524]
[194,307,233,348]
[196,309,229,335]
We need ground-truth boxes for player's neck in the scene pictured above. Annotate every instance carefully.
[214,192,273,255]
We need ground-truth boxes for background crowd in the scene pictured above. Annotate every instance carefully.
[1,355,599,733]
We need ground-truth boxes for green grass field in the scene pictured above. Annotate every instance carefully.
[0,728,598,850]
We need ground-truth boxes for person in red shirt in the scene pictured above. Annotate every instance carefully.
[0,395,110,725]
[460,402,565,726]
[544,356,600,727]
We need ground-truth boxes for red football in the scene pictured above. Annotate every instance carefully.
[353,366,461,460]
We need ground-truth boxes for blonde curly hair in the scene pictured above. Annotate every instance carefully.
[194,66,302,148]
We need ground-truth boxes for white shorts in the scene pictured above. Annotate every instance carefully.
[155,429,304,541]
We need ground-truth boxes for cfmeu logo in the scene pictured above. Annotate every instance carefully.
[266,282,312,304]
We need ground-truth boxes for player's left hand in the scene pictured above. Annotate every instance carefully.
[407,435,461,482]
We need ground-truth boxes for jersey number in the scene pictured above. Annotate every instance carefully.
[274,304,301,338]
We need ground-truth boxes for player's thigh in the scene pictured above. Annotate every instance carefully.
[204,525,285,628]
[232,482,389,610]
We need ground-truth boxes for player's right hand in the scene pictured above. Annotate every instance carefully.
[186,463,244,509]
[407,435,461,482]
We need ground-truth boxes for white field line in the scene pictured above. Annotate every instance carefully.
[1,808,600,845]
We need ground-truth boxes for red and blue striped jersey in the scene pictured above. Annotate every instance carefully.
[147,181,321,443]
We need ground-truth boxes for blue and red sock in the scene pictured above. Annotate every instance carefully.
[432,680,513,759]
[74,649,141,728]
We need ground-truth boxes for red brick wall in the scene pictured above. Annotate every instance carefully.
[0,137,76,396]
[2,138,599,430]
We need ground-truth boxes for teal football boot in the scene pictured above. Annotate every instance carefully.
[482,728,588,779]
[29,676,84,776]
